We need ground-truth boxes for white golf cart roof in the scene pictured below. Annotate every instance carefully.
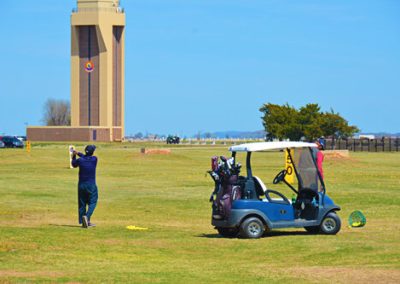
[229,141,317,152]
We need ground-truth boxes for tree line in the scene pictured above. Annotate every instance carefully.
[40,99,359,143]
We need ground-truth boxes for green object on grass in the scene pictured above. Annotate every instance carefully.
[348,210,366,227]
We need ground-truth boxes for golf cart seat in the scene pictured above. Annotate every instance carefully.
[253,176,268,197]
[298,188,319,201]
[294,188,319,219]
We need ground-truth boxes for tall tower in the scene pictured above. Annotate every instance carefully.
[71,0,125,141]
[26,0,126,142]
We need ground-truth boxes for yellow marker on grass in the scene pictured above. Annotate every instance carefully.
[126,225,148,231]
[26,140,31,153]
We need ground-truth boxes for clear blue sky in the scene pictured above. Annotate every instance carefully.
[0,0,399,136]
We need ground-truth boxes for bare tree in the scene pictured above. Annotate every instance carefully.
[42,99,71,126]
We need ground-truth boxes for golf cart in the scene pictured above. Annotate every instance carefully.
[208,141,341,238]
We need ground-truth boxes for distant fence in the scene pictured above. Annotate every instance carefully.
[124,137,400,151]
[324,138,400,152]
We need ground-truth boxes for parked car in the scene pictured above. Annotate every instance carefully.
[166,135,180,144]
[0,140,5,148]
[1,136,24,148]
[17,136,27,142]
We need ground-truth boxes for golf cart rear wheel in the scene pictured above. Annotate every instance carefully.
[320,212,341,235]
[216,227,239,238]
[240,217,265,239]
[304,226,320,234]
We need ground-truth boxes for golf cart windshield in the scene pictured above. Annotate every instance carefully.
[293,148,322,192]
[228,141,324,196]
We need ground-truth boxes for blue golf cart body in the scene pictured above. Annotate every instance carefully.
[209,141,341,238]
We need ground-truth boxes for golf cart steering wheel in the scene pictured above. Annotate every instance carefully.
[273,170,287,184]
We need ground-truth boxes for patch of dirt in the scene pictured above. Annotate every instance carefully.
[95,239,124,245]
[325,153,360,164]
[0,270,65,278]
[324,150,350,159]
[131,239,169,249]
[323,150,362,163]
[287,267,400,283]
[140,148,171,155]
[0,242,39,252]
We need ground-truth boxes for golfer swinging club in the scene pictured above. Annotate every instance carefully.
[72,145,98,228]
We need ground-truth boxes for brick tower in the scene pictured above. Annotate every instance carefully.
[71,0,126,141]
[28,0,125,142]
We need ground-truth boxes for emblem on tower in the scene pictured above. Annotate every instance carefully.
[84,61,94,73]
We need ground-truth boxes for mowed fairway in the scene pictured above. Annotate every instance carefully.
[0,143,399,283]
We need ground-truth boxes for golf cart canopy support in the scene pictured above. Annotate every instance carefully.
[229,141,326,200]
[229,141,317,152]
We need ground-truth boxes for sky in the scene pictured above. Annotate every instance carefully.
[0,0,399,137]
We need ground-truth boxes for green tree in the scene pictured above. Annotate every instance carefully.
[260,103,302,140]
[133,132,143,139]
[204,132,212,139]
[260,103,359,141]
[299,103,324,139]
[320,110,359,139]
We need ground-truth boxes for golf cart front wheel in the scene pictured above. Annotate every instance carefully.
[240,217,265,239]
[320,212,341,235]
[216,227,239,238]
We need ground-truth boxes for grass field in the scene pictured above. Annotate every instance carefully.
[0,143,399,283]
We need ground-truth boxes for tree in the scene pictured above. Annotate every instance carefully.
[196,131,202,140]
[260,103,302,140]
[299,104,324,139]
[133,132,143,139]
[42,99,71,126]
[320,110,359,139]
[204,132,212,139]
[260,103,359,141]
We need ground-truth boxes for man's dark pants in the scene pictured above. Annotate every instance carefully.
[78,182,98,224]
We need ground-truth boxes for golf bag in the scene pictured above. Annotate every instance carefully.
[208,156,242,219]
